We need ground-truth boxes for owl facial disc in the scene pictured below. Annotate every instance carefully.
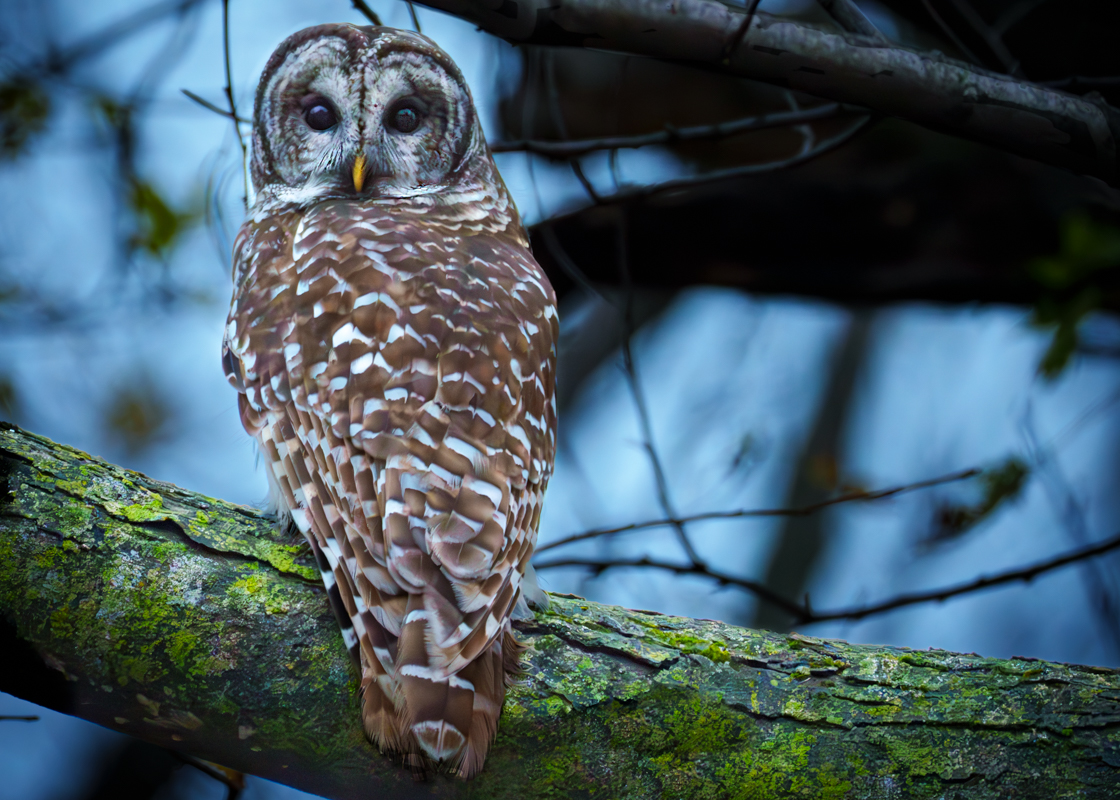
[250,24,481,210]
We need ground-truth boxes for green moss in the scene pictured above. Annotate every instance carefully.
[104,484,165,522]
[6,426,1120,799]
[54,478,89,496]
[229,571,294,614]
[624,614,732,663]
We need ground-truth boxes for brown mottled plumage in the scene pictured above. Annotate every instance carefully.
[222,24,556,777]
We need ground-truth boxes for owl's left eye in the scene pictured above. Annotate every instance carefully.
[304,103,338,131]
[387,101,424,134]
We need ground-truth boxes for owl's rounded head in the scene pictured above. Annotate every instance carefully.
[250,24,489,210]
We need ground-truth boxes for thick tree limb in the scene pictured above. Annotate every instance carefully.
[415,0,1120,187]
[2,424,1119,798]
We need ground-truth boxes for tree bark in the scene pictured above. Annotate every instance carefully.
[1,423,1118,799]
[414,0,1120,187]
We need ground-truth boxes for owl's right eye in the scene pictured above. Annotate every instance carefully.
[304,103,338,131]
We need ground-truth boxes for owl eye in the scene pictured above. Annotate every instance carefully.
[388,103,423,134]
[304,103,338,131]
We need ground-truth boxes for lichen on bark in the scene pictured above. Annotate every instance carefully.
[1,423,1118,798]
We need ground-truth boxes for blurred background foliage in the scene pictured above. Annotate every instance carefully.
[1,0,1120,798]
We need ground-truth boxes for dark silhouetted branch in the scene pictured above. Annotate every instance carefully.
[43,0,206,72]
[581,114,873,205]
[181,88,249,123]
[350,0,383,26]
[537,530,1120,624]
[536,467,980,554]
[816,0,888,43]
[943,0,1021,75]
[407,2,423,32]
[491,102,861,157]
[412,0,1120,187]
[220,0,247,205]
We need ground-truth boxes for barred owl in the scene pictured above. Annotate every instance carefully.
[221,24,557,777]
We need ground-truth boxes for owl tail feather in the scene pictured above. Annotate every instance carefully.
[355,594,518,779]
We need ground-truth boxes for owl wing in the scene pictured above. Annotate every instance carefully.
[224,200,557,773]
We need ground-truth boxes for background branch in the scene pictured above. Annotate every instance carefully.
[537,529,1120,624]
[491,102,862,157]
[415,0,1120,186]
[536,466,980,554]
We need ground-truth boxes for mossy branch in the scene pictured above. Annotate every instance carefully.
[1,423,1119,799]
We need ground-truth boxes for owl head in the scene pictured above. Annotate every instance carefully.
[249,24,498,212]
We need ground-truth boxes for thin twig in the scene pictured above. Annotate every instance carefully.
[805,529,1120,623]
[719,0,763,63]
[567,161,600,204]
[538,556,806,616]
[993,0,1050,36]
[815,0,888,43]
[944,0,1021,75]
[407,1,422,32]
[541,52,601,205]
[45,0,205,71]
[1041,75,1120,91]
[917,0,985,67]
[538,226,607,303]
[615,211,704,568]
[181,89,248,123]
[536,467,980,554]
[220,0,248,208]
[597,114,873,205]
[1020,407,1120,656]
[784,90,815,155]
[536,530,1120,624]
[350,0,383,25]
[0,715,39,721]
[491,103,862,157]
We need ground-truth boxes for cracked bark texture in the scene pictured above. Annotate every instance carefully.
[1,423,1119,799]
[414,0,1120,187]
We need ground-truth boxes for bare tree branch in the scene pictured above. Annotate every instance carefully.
[537,529,1120,624]
[615,211,704,567]
[220,0,247,207]
[413,0,1120,186]
[943,0,1021,75]
[536,467,980,554]
[39,0,207,72]
[607,114,873,202]
[491,101,862,157]
[407,1,423,32]
[181,88,248,123]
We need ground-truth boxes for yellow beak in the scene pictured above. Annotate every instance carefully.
[352,154,367,192]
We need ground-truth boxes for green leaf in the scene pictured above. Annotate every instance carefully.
[128,179,197,257]
[0,79,50,158]
[1028,212,1120,379]
[105,379,171,455]
[0,375,18,422]
[931,457,1030,545]
[1028,213,1120,289]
